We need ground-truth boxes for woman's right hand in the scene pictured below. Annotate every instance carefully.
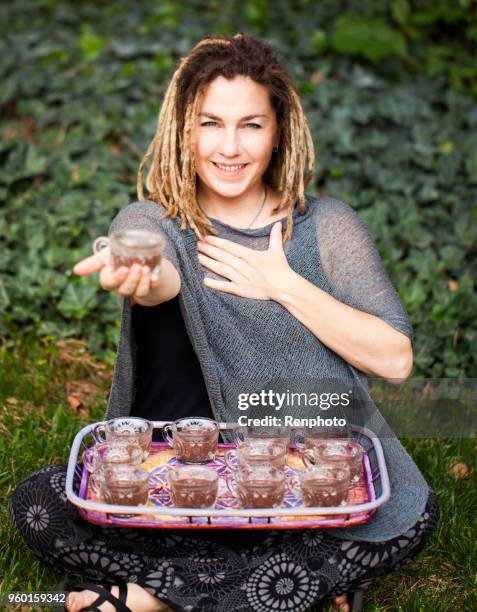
[73,251,161,299]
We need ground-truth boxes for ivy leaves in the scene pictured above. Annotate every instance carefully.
[0,1,476,376]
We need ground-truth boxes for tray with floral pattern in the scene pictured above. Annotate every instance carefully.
[65,422,390,530]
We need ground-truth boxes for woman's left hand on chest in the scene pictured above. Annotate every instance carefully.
[197,222,293,300]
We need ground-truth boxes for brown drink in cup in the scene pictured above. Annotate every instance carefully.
[99,466,150,506]
[163,417,219,464]
[93,417,153,461]
[83,441,144,496]
[291,465,349,507]
[227,464,287,509]
[93,229,164,274]
[225,440,288,470]
[303,440,363,483]
[233,425,290,450]
[168,466,219,508]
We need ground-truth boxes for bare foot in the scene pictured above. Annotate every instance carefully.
[333,594,350,612]
[66,582,172,612]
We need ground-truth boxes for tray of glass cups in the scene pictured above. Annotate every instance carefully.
[65,417,390,529]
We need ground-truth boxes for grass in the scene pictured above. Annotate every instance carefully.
[0,336,110,601]
[0,336,476,611]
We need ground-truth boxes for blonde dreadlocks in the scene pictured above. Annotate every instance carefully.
[137,33,315,242]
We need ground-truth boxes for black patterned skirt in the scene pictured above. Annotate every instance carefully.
[10,465,438,611]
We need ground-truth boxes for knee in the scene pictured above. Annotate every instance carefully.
[398,488,440,557]
[10,464,71,545]
[422,488,440,535]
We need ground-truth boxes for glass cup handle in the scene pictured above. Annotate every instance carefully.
[224,450,237,470]
[92,423,106,443]
[92,236,111,265]
[226,474,238,498]
[233,427,246,447]
[302,450,316,469]
[288,475,301,498]
[162,424,174,447]
[83,448,95,472]
[89,472,102,496]
[151,262,161,276]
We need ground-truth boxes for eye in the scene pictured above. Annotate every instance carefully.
[244,123,262,129]
[201,121,218,127]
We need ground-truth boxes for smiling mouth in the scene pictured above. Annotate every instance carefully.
[212,162,248,173]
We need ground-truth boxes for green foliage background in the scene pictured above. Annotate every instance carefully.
[1,0,476,377]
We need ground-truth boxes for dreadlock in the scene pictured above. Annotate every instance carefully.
[137,33,315,242]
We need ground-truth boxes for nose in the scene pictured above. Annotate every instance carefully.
[218,128,240,158]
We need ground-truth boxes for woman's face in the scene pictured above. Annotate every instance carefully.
[194,75,278,201]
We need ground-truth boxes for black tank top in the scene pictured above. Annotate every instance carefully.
[130,297,214,430]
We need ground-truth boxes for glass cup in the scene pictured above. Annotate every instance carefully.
[83,441,144,472]
[226,464,288,509]
[224,439,288,470]
[303,440,363,484]
[233,425,290,450]
[83,441,144,495]
[93,229,164,274]
[99,466,150,506]
[290,465,350,507]
[93,418,153,460]
[167,465,219,508]
[291,422,351,452]
[163,417,219,464]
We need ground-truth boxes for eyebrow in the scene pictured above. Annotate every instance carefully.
[199,113,268,121]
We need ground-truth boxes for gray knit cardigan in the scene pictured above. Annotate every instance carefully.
[105,194,429,542]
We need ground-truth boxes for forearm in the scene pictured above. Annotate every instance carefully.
[133,258,181,307]
[271,270,413,381]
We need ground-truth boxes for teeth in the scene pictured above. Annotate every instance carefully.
[214,163,245,172]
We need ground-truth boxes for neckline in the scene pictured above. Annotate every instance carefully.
[207,194,313,237]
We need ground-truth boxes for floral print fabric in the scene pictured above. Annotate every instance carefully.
[10,465,438,612]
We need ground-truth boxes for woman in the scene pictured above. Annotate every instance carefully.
[10,34,438,612]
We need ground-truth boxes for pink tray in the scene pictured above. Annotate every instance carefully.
[66,425,386,530]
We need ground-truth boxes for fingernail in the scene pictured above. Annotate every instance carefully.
[151,273,159,282]
[142,265,150,273]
